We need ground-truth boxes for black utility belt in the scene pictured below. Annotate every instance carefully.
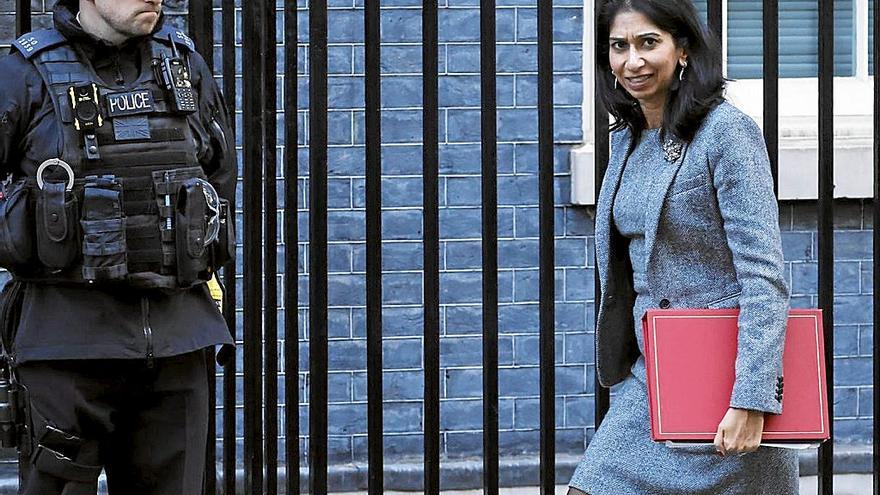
[0,164,233,290]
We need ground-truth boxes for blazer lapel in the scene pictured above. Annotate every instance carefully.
[595,129,632,293]
[642,141,689,271]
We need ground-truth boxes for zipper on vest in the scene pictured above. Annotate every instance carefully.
[141,297,154,368]
[113,55,124,85]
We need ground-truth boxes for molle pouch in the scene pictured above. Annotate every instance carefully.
[211,198,234,268]
[80,176,128,282]
[0,178,34,269]
[152,167,206,271]
[35,181,79,270]
[175,178,210,286]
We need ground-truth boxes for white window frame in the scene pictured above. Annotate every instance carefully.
[571,0,875,205]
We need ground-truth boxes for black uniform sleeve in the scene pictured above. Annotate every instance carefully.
[0,50,44,177]
[190,50,237,204]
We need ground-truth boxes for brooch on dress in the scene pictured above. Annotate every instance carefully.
[662,137,684,162]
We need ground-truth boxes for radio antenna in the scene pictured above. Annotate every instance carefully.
[168,34,180,59]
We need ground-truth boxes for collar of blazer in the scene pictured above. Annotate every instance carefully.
[595,128,690,295]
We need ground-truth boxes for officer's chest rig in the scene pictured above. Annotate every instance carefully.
[5,28,232,290]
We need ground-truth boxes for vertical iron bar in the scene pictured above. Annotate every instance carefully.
[364,0,384,492]
[817,0,834,494]
[15,0,29,37]
[243,0,266,492]
[188,0,214,56]
[284,1,300,493]
[537,0,555,493]
[188,1,218,491]
[593,4,610,428]
[873,2,880,494]
[763,0,779,194]
[422,0,441,493]
[205,348,217,495]
[220,0,238,492]
[263,0,279,491]
[707,0,723,46]
[480,0,499,493]
[308,0,330,492]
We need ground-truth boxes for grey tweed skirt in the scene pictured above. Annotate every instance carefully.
[568,359,799,495]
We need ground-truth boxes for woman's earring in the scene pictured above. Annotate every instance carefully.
[612,70,618,89]
[679,61,688,81]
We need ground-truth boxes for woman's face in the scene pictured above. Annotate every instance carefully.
[608,10,686,111]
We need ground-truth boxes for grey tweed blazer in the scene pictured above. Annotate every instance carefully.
[595,101,790,414]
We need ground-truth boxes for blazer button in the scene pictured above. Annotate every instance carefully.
[659,299,671,309]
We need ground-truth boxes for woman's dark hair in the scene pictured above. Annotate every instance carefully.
[596,0,724,141]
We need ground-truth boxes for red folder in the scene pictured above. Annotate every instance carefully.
[642,309,830,443]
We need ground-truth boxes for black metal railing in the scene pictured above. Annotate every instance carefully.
[9,1,879,494]
[817,1,835,492]
[15,0,29,38]
[422,1,441,493]
[364,1,384,494]
[480,1,500,493]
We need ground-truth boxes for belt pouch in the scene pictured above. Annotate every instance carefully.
[175,178,209,286]
[0,179,34,268]
[80,176,128,282]
[211,198,234,268]
[35,181,79,270]
[152,171,180,270]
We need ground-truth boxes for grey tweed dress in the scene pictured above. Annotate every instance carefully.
[568,128,800,495]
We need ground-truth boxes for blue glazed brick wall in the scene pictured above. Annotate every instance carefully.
[779,200,875,446]
[0,1,873,482]
[279,0,591,469]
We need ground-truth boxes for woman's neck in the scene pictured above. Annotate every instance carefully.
[639,96,666,129]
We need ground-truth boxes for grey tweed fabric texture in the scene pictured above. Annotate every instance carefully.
[568,102,799,494]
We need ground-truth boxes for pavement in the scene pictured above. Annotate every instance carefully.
[0,449,871,494]
[335,474,873,494]
[797,474,872,494]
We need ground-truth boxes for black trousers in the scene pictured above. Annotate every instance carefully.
[15,350,210,495]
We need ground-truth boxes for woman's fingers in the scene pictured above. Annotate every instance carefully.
[743,429,762,453]
[713,407,768,456]
[713,426,726,456]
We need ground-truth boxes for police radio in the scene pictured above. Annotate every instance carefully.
[68,83,104,160]
[153,35,197,114]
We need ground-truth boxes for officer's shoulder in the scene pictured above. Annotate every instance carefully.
[152,26,196,53]
[11,29,67,59]
[0,50,43,109]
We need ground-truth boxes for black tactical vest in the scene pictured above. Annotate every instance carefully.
[6,27,228,289]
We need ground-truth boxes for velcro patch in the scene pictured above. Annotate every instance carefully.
[113,116,151,141]
[105,90,155,117]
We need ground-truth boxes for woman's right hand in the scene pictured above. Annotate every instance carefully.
[714,407,764,456]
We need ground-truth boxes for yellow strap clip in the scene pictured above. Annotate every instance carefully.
[207,273,223,308]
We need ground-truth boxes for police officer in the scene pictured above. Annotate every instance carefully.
[0,0,235,493]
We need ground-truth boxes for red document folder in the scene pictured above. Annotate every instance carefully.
[642,309,830,443]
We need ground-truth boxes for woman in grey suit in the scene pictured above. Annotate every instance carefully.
[567,1,797,494]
